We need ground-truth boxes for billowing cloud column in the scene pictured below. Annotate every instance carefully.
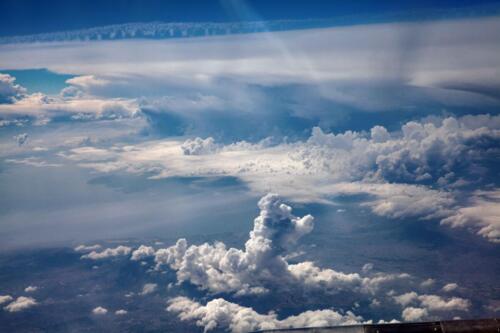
[155,193,313,295]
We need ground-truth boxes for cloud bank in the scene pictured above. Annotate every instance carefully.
[167,296,363,333]
[63,115,500,242]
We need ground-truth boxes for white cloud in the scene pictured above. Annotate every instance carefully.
[62,115,500,241]
[81,245,132,260]
[1,17,499,113]
[0,73,138,122]
[13,133,28,146]
[92,306,108,315]
[155,193,316,295]
[0,118,28,127]
[80,115,500,194]
[442,283,459,292]
[66,75,110,91]
[394,291,470,317]
[62,146,115,162]
[361,273,412,295]
[154,194,426,300]
[0,295,13,305]
[362,263,374,274]
[441,190,500,243]
[334,182,455,221]
[139,283,157,295]
[287,261,363,293]
[0,73,26,103]
[5,157,61,168]
[420,279,435,288]
[167,296,363,333]
[131,245,155,261]
[394,292,419,307]
[3,296,37,312]
[401,307,428,322]
[74,244,102,252]
[287,263,410,296]
[115,309,128,315]
[418,294,470,312]
[370,126,390,143]
[24,286,38,293]
[0,92,139,120]
[181,137,218,156]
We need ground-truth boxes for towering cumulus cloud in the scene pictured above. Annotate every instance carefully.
[154,194,446,298]
[155,194,314,295]
[160,194,470,331]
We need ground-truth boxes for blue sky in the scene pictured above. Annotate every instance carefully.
[0,1,499,332]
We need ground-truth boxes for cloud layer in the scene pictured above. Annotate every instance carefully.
[1,16,500,128]
[62,115,500,242]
